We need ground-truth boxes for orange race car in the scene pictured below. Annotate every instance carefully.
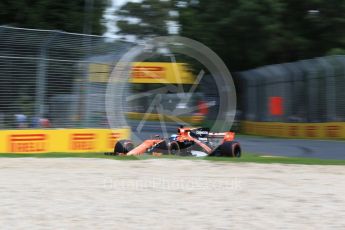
[106,126,241,158]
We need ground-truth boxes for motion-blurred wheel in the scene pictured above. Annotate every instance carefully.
[210,141,241,157]
[221,141,241,157]
[168,141,181,156]
[114,140,134,155]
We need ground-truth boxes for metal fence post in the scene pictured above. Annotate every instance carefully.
[284,63,298,121]
[35,31,60,118]
[335,55,345,120]
[0,27,5,128]
[318,57,336,121]
[300,60,316,122]
[254,69,267,121]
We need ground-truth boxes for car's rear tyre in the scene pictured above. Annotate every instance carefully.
[114,140,134,155]
[222,141,241,157]
[210,141,241,157]
[233,143,241,157]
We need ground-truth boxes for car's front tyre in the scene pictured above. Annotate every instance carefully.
[113,140,134,155]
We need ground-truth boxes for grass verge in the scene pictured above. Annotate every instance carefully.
[0,152,345,165]
[0,152,139,160]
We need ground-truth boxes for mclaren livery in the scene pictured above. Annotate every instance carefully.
[106,127,241,158]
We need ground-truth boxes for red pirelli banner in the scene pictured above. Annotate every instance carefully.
[9,134,47,153]
[0,129,130,153]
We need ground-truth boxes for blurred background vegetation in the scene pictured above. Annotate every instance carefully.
[0,0,107,34]
[116,0,345,71]
[1,0,344,71]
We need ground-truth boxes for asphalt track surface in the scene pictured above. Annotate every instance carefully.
[128,121,345,160]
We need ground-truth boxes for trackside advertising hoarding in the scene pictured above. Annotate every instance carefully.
[0,128,130,153]
[88,62,196,84]
[242,121,345,139]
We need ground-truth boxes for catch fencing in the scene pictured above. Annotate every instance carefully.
[238,55,345,123]
[0,26,133,129]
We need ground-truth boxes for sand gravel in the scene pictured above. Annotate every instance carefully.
[0,158,344,229]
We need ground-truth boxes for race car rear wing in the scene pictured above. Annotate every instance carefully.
[208,132,235,142]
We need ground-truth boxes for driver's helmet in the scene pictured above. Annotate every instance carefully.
[170,134,178,141]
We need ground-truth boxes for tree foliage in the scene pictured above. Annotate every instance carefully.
[116,0,175,39]
[0,0,108,34]
[115,0,345,71]
[179,0,345,70]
